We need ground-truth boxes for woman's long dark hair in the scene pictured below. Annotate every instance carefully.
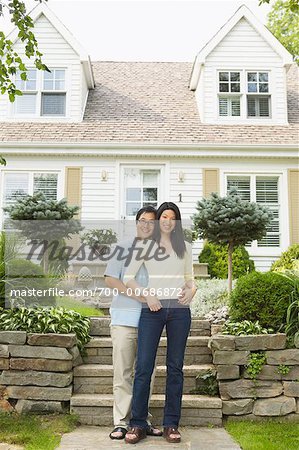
[154,202,186,259]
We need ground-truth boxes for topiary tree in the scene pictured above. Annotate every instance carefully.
[192,189,273,292]
[271,244,299,272]
[3,192,83,273]
[198,242,255,279]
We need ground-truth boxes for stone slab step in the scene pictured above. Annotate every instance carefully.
[85,335,210,348]
[73,364,215,395]
[70,394,222,427]
[83,336,212,365]
[89,317,211,336]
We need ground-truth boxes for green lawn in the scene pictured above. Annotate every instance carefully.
[56,295,104,316]
[226,419,299,450]
[0,413,78,450]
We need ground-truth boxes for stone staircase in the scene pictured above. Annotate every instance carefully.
[70,317,223,427]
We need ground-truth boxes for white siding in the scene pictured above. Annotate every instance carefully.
[81,163,117,220]
[0,14,88,122]
[197,18,288,125]
[81,65,89,117]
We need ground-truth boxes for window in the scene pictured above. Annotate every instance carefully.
[42,69,66,116]
[247,72,270,118]
[217,70,271,119]
[227,175,280,248]
[15,69,37,115]
[218,72,240,117]
[124,168,159,217]
[2,172,58,228]
[14,68,66,117]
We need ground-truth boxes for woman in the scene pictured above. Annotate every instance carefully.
[123,202,196,444]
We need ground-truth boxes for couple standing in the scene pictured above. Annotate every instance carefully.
[104,202,196,444]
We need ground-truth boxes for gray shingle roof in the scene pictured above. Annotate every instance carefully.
[0,61,298,145]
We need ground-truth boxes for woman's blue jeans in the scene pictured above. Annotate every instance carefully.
[130,299,191,428]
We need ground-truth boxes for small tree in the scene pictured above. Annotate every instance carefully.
[192,189,273,293]
[3,192,83,273]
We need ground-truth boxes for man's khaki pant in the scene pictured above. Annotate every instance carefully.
[110,325,156,429]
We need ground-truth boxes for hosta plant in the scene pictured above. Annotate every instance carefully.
[0,307,90,353]
[222,320,273,336]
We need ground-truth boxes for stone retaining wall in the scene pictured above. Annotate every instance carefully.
[0,331,81,414]
[209,333,299,420]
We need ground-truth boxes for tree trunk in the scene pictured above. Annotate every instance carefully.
[228,241,234,294]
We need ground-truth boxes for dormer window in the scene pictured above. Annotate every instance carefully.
[247,72,270,118]
[42,69,66,116]
[218,71,241,117]
[13,68,67,118]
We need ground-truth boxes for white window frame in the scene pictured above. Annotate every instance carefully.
[118,164,166,220]
[246,70,271,119]
[216,69,272,122]
[0,170,62,230]
[221,170,288,256]
[11,67,68,119]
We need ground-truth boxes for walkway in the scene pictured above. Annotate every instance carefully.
[58,426,241,450]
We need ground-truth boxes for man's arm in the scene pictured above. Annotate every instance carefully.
[105,276,146,303]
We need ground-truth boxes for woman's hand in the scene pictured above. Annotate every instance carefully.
[178,285,196,305]
[145,295,162,312]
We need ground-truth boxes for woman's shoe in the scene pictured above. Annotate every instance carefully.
[125,426,147,444]
[163,427,181,443]
[146,425,163,436]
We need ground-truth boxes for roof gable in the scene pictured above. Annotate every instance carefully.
[189,4,293,89]
[7,2,94,88]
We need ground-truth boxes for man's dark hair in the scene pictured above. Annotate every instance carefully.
[135,205,157,222]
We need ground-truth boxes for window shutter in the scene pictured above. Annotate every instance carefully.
[3,173,29,205]
[247,97,256,117]
[288,169,299,244]
[203,169,219,198]
[256,177,280,247]
[65,167,82,218]
[227,176,250,201]
[259,97,270,117]
[41,93,66,116]
[15,94,37,115]
[219,98,228,116]
[231,98,240,116]
[33,173,58,201]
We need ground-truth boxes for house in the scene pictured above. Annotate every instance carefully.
[0,2,298,272]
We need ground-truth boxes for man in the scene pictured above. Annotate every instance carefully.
[104,206,162,440]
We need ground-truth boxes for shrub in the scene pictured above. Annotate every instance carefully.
[190,278,234,318]
[271,244,299,272]
[0,307,90,353]
[229,271,297,331]
[198,242,255,279]
[5,258,55,307]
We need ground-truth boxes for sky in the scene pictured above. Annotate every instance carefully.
[0,0,272,62]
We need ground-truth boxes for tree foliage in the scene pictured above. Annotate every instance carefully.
[192,189,272,292]
[0,0,49,101]
[260,0,299,12]
[266,0,299,62]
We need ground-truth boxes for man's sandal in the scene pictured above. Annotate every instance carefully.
[146,425,163,436]
[125,426,147,444]
[163,427,181,443]
[109,427,127,440]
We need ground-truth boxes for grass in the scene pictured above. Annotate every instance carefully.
[226,419,299,450]
[0,412,78,450]
[56,295,104,316]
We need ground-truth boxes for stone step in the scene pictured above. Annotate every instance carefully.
[73,364,215,395]
[83,336,213,365]
[70,393,222,427]
[89,317,211,337]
